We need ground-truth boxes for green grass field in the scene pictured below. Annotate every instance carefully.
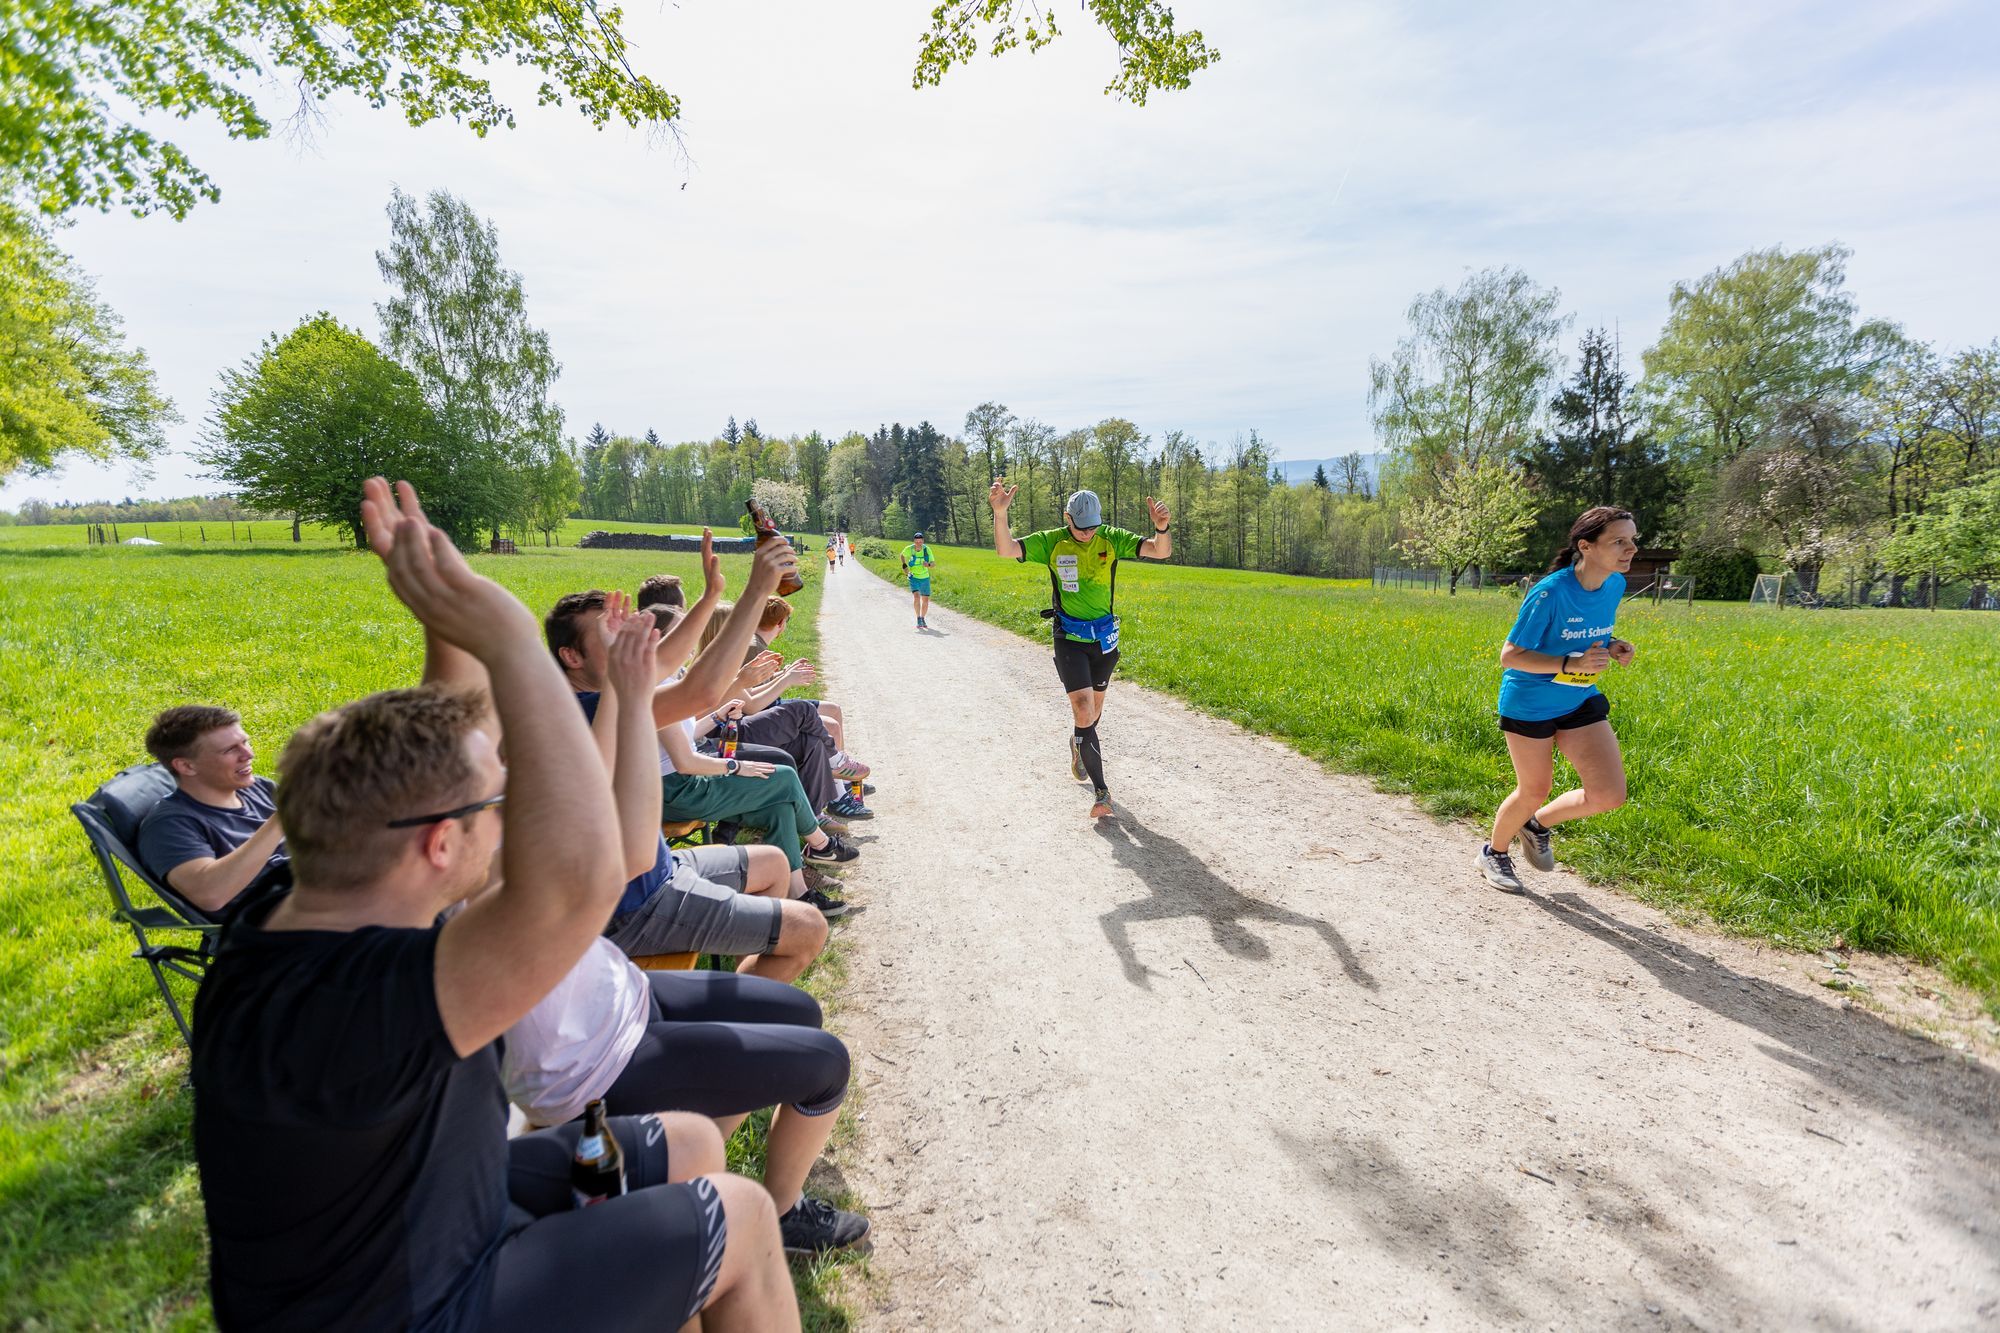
[0,516,721,550]
[860,540,2000,1009]
[0,538,861,1329]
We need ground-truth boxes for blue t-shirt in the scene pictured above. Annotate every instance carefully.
[136,777,288,910]
[574,690,674,918]
[1497,567,1624,722]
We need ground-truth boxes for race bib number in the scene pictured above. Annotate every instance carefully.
[1055,554,1080,592]
[1553,669,1600,688]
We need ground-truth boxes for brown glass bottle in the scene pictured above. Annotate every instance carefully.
[747,500,805,597]
[570,1099,626,1208]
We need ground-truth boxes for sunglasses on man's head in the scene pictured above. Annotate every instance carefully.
[387,792,506,829]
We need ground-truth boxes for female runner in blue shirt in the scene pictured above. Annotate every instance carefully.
[1477,506,1640,893]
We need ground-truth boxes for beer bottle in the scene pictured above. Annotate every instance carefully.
[722,719,740,760]
[746,500,805,597]
[849,777,865,802]
[570,1099,627,1208]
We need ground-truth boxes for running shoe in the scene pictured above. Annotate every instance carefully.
[1476,844,1526,893]
[780,1194,870,1254]
[804,834,860,864]
[827,794,874,820]
[829,752,871,781]
[1089,788,1115,820]
[1516,818,1555,873]
[862,782,876,796]
[802,886,850,921]
[817,813,849,837]
[1069,736,1086,783]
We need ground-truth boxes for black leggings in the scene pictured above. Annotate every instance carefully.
[601,970,849,1119]
[485,1118,726,1331]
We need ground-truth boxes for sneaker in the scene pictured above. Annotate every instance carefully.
[1516,818,1555,873]
[804,834,859,864]
[817,813,849,837]
[827,794,875,820]
[1089,788,1115,819]
[1069,736,1087,783]
[1476,844,1526,893]
[802,886,850,920]
[829,751,871,781]
[862,782,875,796]
[779,1194,870,1255]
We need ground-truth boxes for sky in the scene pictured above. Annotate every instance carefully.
[8,0,1999,506]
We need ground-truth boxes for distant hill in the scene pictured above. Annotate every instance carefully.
[1276,453,1385,490]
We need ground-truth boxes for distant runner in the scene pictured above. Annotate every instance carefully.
[989,481,1171,819]
[900,532,937,630]
[1478,505,1639,893]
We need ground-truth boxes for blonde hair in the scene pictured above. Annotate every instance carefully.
[697,601,734,657]
[277,686,486,892]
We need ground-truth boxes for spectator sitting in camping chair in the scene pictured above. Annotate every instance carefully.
[136,706,290,918]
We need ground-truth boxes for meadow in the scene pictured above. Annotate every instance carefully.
[0,537,861,1329]
[859,540,2000,1008]
[0,515,718,550]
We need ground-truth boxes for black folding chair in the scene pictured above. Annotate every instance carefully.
[71,762,221,1048]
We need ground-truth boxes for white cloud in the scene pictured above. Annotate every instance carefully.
[7,0,1997,504]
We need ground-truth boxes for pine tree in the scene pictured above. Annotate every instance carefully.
[1312,463,1330,490]
[723,416,741,446]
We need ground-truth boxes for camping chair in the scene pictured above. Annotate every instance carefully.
[71,762,222,1048]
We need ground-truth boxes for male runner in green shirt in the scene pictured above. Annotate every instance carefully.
[900,533,937,630]
[989,482,1171,819]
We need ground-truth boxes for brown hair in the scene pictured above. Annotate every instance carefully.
[544,590,607,664]
[697,600,734,657]
[146,705,240,771]
[1548,506,1635,572]
[276,686,487,893]
[757,596,793,632]
[636,574,684,611]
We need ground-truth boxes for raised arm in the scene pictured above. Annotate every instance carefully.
[988,479,1024,559]
[651,531,724,676]
[649,538,796,728]
[359,478,624,1058]
[605,610,667,881]
[1137,496,1174,560]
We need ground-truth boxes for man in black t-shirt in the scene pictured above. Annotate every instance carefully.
[135,705,289,917]
[190,479,805,1332]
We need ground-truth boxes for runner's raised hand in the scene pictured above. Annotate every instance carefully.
[989,479,1018,512]
[1145,496,1171,531]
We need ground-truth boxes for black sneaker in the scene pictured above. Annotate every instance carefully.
[780,1195,870,1255]
[803,833,859,863]
[802,886,850,920]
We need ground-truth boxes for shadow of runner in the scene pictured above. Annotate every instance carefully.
[1094,814,1377,991]
[1524,889,2000,1250]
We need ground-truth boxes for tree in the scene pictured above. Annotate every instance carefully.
[525,438,583,545]
[1523,328,1680,556]
[749,477,808,531]
[1398,459,1538,594]
[913,1,1218,106]
[1881,472,2000,590]
[5,0,680,218]
[723,416,741,446]
[1715,401,1878,594]
[376,186,562,542]
[881,499,915,541]
[1639,244,1900,466]
[1311,463,1330,491]
[1335,452,1371,497]
[1091,417,1146,529]
[0,204,174,475]
[198,314,472,547]
[1369,267,1569,497]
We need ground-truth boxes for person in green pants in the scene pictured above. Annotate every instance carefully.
[988,481,1172,819]
[900,532,937,630]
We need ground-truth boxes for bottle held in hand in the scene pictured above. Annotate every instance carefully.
[722,719,740,760]
[747,500,805,597]
[570,1099,626,1208]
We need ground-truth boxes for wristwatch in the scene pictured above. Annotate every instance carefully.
[725,758,738,776]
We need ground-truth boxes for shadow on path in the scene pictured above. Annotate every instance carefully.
[1095,814,1377,991]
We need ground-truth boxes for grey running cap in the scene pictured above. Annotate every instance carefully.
[1065,490,1102,528]
[913,532,925,540]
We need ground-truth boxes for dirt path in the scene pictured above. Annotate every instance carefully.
[814,560,1999,1330]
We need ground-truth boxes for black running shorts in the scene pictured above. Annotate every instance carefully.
[1498,692,1610,740]
[1053,633,1118,694]
[485,1117,728,1331]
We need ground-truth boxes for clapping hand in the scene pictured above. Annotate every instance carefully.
[784,659,817,687]
[743,651,783,686]
[606,610,661,700]
[699,529,723,600]
[360,478,535,660]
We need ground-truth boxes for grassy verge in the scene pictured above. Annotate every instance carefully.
[859,540,2000,1011]
[0,538,854,1327]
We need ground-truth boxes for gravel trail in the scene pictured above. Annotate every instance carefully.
[814,558,1999,1331]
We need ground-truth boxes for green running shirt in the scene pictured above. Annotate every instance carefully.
[901,544,936,577]
[1019,526,1142,639]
